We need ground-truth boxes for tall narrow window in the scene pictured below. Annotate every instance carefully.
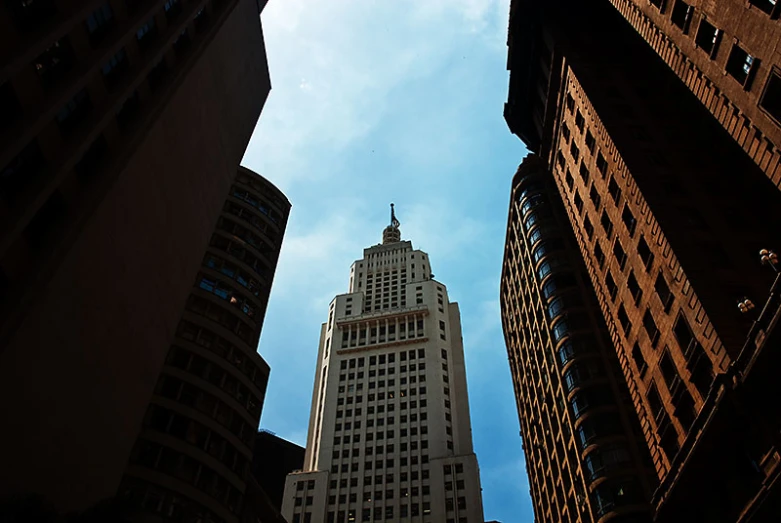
[631,342,647,377]
[637,236,653,271]
[621,205,636,236]
[608,177,621,204]
[725,43,758,88]
[613,240,627,270]
[617,305,631,336]
[605,271,618,301]
[749,0,780,17]
[627,272,642,305]
[600,210,613,238]
[654,272,673,311]
[695,18,721,57]
[588,184,600,210]
[670,0,693,33]
[642,310,660,347]
[596,152,608,177]
[760,69,781,124]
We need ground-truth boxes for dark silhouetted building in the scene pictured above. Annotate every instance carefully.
[501,155,656,522]
[0,0,273,513]
[118,167,291,523]
[251,430,305,512]
[504,0,781,521]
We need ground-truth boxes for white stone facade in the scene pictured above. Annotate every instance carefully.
[281,221,485,523]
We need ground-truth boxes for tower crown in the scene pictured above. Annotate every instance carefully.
[382,203,401,244]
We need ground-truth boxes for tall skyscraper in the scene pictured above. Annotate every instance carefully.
[604,0,781,189]
[503,0,781,521]
[119,166,291,523]
[501,155,656,523]
[281,208,485,523]
[0,0,273,511]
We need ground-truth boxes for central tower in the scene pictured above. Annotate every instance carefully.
[282,207,485,523]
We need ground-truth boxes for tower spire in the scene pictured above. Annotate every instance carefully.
[390,203,400,228]
[382,203,401,244]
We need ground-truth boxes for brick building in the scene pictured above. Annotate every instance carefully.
[503,0,781,520]
[605,0,781,191]
[0,0,273,512]
[500,155,656,522]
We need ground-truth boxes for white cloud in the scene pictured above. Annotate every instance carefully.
[244,0,507,185]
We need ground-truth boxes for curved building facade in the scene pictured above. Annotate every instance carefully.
[500,155,656,523]
[119,166,291,523]
[0,0,273,510]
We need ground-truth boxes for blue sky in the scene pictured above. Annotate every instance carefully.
[241,1,531,521]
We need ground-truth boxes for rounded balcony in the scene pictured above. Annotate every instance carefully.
[582,443,634,483]
[568,384,616,422]
[561,358,605,396]
[574,411,625,453]
[590,475,648,522]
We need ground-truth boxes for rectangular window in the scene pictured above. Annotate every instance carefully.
[643,310,660,346]
[589,184,600,209]
[596,152,608,177]
[562,124,571,143]
[760,69,781,124]
[670,0,693,33]
[654,272,674,311]
[632,342,647,377]
[582,132,595,156]
[617,305,631,336]
[608,178,621,204]
[726,43,758,88]
[570,142,580,163]
[600,210,613,238]
[749,0,780,16]
[673,313,695,356]
[638,236,654,271]
[605,271,618,301]
[579,163,590,184]
[621,204,637,236]
[613,240,627,270]
[584,216,594,239]
[646,382,663,420]
[695,18,721,56]
[594,242,606,269]
[627,272,642,305]
[574,191,584,213]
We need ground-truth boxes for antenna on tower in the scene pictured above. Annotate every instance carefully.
[390,203,400,228]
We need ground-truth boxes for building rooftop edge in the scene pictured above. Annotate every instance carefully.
[237,164,292,208]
